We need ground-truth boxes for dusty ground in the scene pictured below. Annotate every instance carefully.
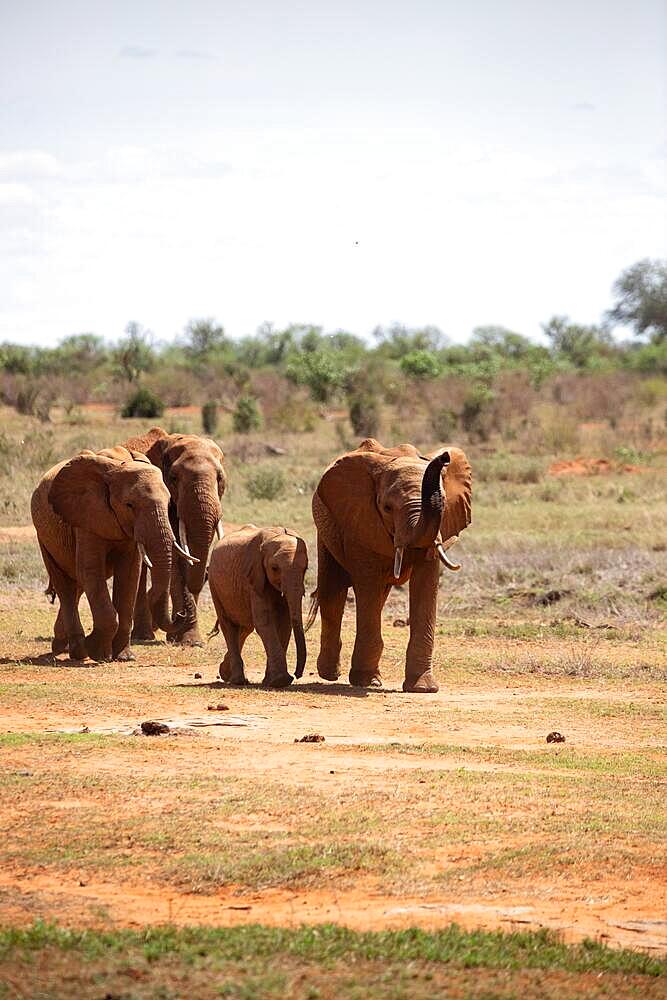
[1,588,665,957]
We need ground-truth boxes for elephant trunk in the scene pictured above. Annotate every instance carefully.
[135,508,178,634]
[285,582,306,679]
[393,452,450,578]
[179,489,222,597]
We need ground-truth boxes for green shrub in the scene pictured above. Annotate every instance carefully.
[201,400,219,435]
[232,395,262,433]
[245,466,286,500]
[399,350,442,379]
[461,384,495,439]
[121,387,164,419]
[430,407,458,441]
[348,393,380,437]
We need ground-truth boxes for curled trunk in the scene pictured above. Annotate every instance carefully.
[395,451,450,553]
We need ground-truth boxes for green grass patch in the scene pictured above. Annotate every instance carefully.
[0,921,663,976]
[357,743,667,779]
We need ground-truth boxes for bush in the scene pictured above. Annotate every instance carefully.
[201,400,219,435]
[399,350,442,379]
[121,387,164,419]
[430,407,458,441]
[461,384,495,440]
[245,466,286,501]
[232,395,262,433]
[348,392,380,437]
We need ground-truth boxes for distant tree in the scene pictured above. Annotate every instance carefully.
[607,259,667,343]
[183,318,227,360]
[112,322,155,383]
[373,324,445,359]
[53,333,107,374]
[542,316,612,369]
[470,326,535,359]
[399,350,442,379]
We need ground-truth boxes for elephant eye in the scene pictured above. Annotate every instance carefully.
[383,504,391,513]
[126,502,134,510]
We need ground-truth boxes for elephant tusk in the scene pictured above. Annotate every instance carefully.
[393,547,404,579]
[436,543,461,571]
[137,543,153,570]
[178,519,191,556]
[215,520,224,541]
[174,540,200,565]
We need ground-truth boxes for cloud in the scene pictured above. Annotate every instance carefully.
[119,45,157,59]
[0,151,63,181]
[174,48,214,61]
[572,102,596,112]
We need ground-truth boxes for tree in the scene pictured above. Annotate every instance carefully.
[607,259,667,343]
[183,318,227,360]
[112,322,155,384]
[542,315,612,369]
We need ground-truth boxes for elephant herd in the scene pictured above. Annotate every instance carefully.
[31,429,472,693]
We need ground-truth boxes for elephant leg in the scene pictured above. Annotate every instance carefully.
[78,534,116,661]
[38,542,85,658]
[349,575,390,688]
[251,593,293,689]
[316,539,349,681]
[131,563,155,641]
[211,588,249,684]
[404,556,440,693]
[111,548,142,661]
[219,626,252,683]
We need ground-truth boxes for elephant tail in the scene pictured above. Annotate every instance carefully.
[38,542,61,604]
[305,590,319,633]
[207,618,221,641]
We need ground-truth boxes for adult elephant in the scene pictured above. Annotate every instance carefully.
[123,427,226,645]
[31,447,196,661]
[310,438,472,692]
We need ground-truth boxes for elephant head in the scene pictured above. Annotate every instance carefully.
[243,528,309,678]
[316,438,472,577]
[48,448,191,634]
[124,428,226,599]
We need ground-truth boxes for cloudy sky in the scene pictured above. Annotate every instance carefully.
[1,0,665,347]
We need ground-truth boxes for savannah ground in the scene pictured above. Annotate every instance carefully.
[0,399,666,998]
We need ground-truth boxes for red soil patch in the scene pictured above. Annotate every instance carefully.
[549,457,644,476]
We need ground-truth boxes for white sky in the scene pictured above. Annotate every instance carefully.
[1,0,665,347]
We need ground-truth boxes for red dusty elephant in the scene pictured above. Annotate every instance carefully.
[309,438,472,693]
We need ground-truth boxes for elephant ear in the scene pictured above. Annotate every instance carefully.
[435,446,472,543]
[316,448,394,558]
[122,427,170,469]
[241,530,267,594]
[49,452,125,540]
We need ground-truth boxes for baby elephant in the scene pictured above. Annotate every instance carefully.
[208,525,308,687]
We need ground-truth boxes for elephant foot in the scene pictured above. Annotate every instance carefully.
[69,636,87,661]
[52,635,68,655]
[131,626,156,642]
[403,670,439,693]
[228,673,250,686]
[167,627,204,647]
[85,634,113,662]
[218,659,231,682]
[349,668,383,689]
[262,671,294,689]
[316,656,341,682]
[113,648,136,662]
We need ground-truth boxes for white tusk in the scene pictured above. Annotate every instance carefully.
[393,546,404,579]
[137,543,153,569]
[437,543,461,571]
[215,520,224,540]
[178,519,191,556]
[174,540,199,565]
